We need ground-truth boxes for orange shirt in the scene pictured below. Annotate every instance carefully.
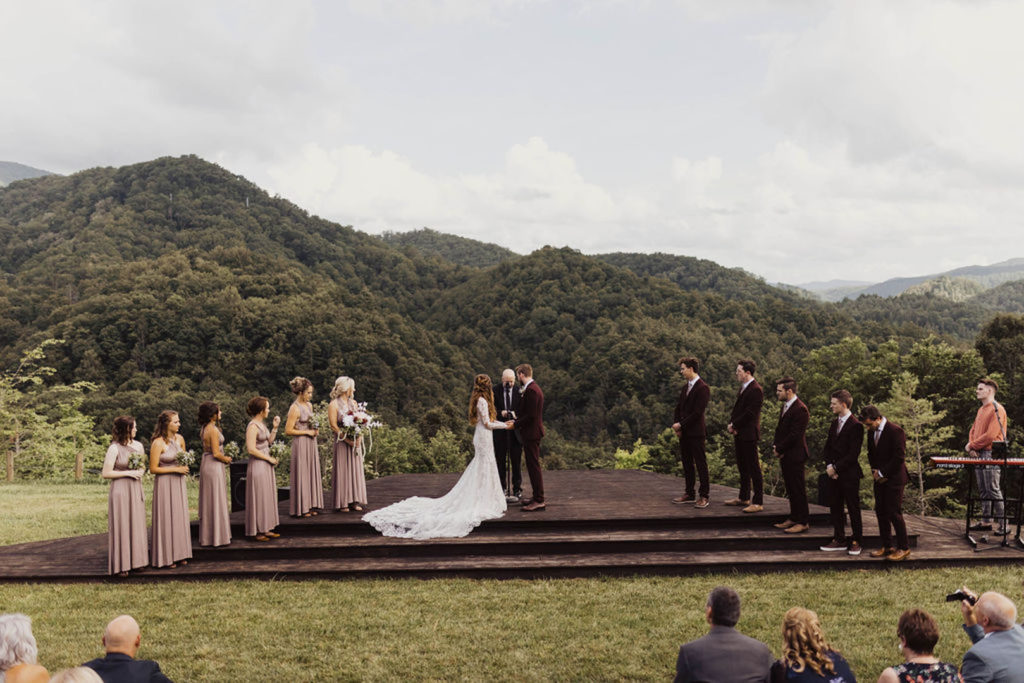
[968,402,1008,451]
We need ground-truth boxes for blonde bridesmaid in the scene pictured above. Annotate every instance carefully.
[198,401,232,547]
[286,377,323,517]
[328,376,368,512]
[149,410,192,569]
[245,396,281,541]
[101,416,148,576]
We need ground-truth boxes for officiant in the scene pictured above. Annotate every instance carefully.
[494,368,523,501]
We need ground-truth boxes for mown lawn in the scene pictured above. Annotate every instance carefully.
[1,482,1020,681]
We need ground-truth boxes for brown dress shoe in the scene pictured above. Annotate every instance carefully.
[742,504,764,513]
[886,549,911,562]
[672,495,696,505]
[869,547,894,558]
[522,500,546,511]
[695,497,710,509]
[723,498,750,506]
[773,519,796,529]
[784,523,809,534]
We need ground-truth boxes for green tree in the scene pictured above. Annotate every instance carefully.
[879,373,959,516]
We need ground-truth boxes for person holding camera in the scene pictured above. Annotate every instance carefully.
[955,586,1024,683]
[966,378,1009,535]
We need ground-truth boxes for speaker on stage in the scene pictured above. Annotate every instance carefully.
[230,461,247,512]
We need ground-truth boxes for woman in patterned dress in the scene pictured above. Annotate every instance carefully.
[149,410,192,569]
[328,376,367,513]
[877,609,961,683]
[286,376,322,517]
[197,401,231,547]
[101,416,148,576]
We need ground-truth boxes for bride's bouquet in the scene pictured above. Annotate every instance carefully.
[338,402,383,457]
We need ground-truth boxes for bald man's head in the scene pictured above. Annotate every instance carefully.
[102,615,141,657]
[501,369,515,384]
[975,592,1018,632]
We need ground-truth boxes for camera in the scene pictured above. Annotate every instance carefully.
[945,590,977,605]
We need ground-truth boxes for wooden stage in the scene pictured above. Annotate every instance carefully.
[1,470,1021,582]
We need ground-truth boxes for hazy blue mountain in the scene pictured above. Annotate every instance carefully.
[808,258,1024,301]
[0,161,54,186]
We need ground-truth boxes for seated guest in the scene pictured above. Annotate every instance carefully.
[956,589,1024,683]
[771,607,855,682]
[0,613,48,683]
[674,586,773,683]
[82,615,172,683]
[48,668,104,683]
[877,608,959,683]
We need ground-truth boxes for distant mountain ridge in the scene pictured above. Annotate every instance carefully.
[0,161,54,186]
[803,258,1024,301]
[381,227,519,267]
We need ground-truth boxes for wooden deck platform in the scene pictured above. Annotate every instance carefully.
[1,470,1021,582]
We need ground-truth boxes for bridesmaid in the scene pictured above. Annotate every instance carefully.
[245,396,281,541]
[286,376,323,518]
[101,416,148,577]
[197,401,231,547]
[149,410,192,569]
[328,376,368,512]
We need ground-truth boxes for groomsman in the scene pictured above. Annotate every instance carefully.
[493,369,523,500]
[772,377,810,533]
[819,390,865,556]
[514,364,546,512]
[726,360,764,513]
[860,405,911,561]
[671,357,711,508]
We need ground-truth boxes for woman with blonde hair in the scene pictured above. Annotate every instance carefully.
[771,607,856,682]
[364,373,513,538]
[328,376,367,512]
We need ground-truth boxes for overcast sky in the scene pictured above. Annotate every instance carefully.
[3,0,1022,285]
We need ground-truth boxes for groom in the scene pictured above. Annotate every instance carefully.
[514,363,546,511]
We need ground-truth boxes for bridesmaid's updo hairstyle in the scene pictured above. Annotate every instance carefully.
[330,376,355,400]
[468,374,497,424]
[290,376,312,396]
[246,396,269,418]
[111,416,135,445]
[197,401,220,427]
[151,410,177,443]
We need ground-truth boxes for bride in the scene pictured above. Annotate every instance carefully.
[363,374,514,539]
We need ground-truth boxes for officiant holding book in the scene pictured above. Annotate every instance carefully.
[493,369,523,502]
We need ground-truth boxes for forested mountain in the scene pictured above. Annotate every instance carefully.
[0,161,54,186]
[970,280,1024,313]
[2,155,1022,490]
[381,228,519,268]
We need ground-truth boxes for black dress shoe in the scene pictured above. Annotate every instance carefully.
[969,522,993,531]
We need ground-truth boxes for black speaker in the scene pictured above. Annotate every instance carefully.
[229,461,247,512]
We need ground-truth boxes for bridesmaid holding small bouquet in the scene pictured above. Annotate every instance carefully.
[286,376,323,518]
[101,416,148,576]
[149,410,192,569]
[245,396,281,541]
[198,401,231,547]
[328,376,368,512]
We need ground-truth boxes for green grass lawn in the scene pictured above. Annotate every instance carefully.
[2,482,1021,681]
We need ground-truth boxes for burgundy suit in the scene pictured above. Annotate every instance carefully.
[823,415,865,542]
[866,419,909,550]
[773,398,809,525]
[674,378,711,499]
[515,380,545,503]
[730,380,764,504]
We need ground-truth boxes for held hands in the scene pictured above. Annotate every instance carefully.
[505,421,515,429]
[177,466,189,475]
[826,464,838,480]
[773,446,782,459]
[130,468,146,480]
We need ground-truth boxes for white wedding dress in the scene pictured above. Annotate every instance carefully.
[362,397,508,539]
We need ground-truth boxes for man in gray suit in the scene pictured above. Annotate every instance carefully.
[674,586,773,683]
[958,589,1024,683]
